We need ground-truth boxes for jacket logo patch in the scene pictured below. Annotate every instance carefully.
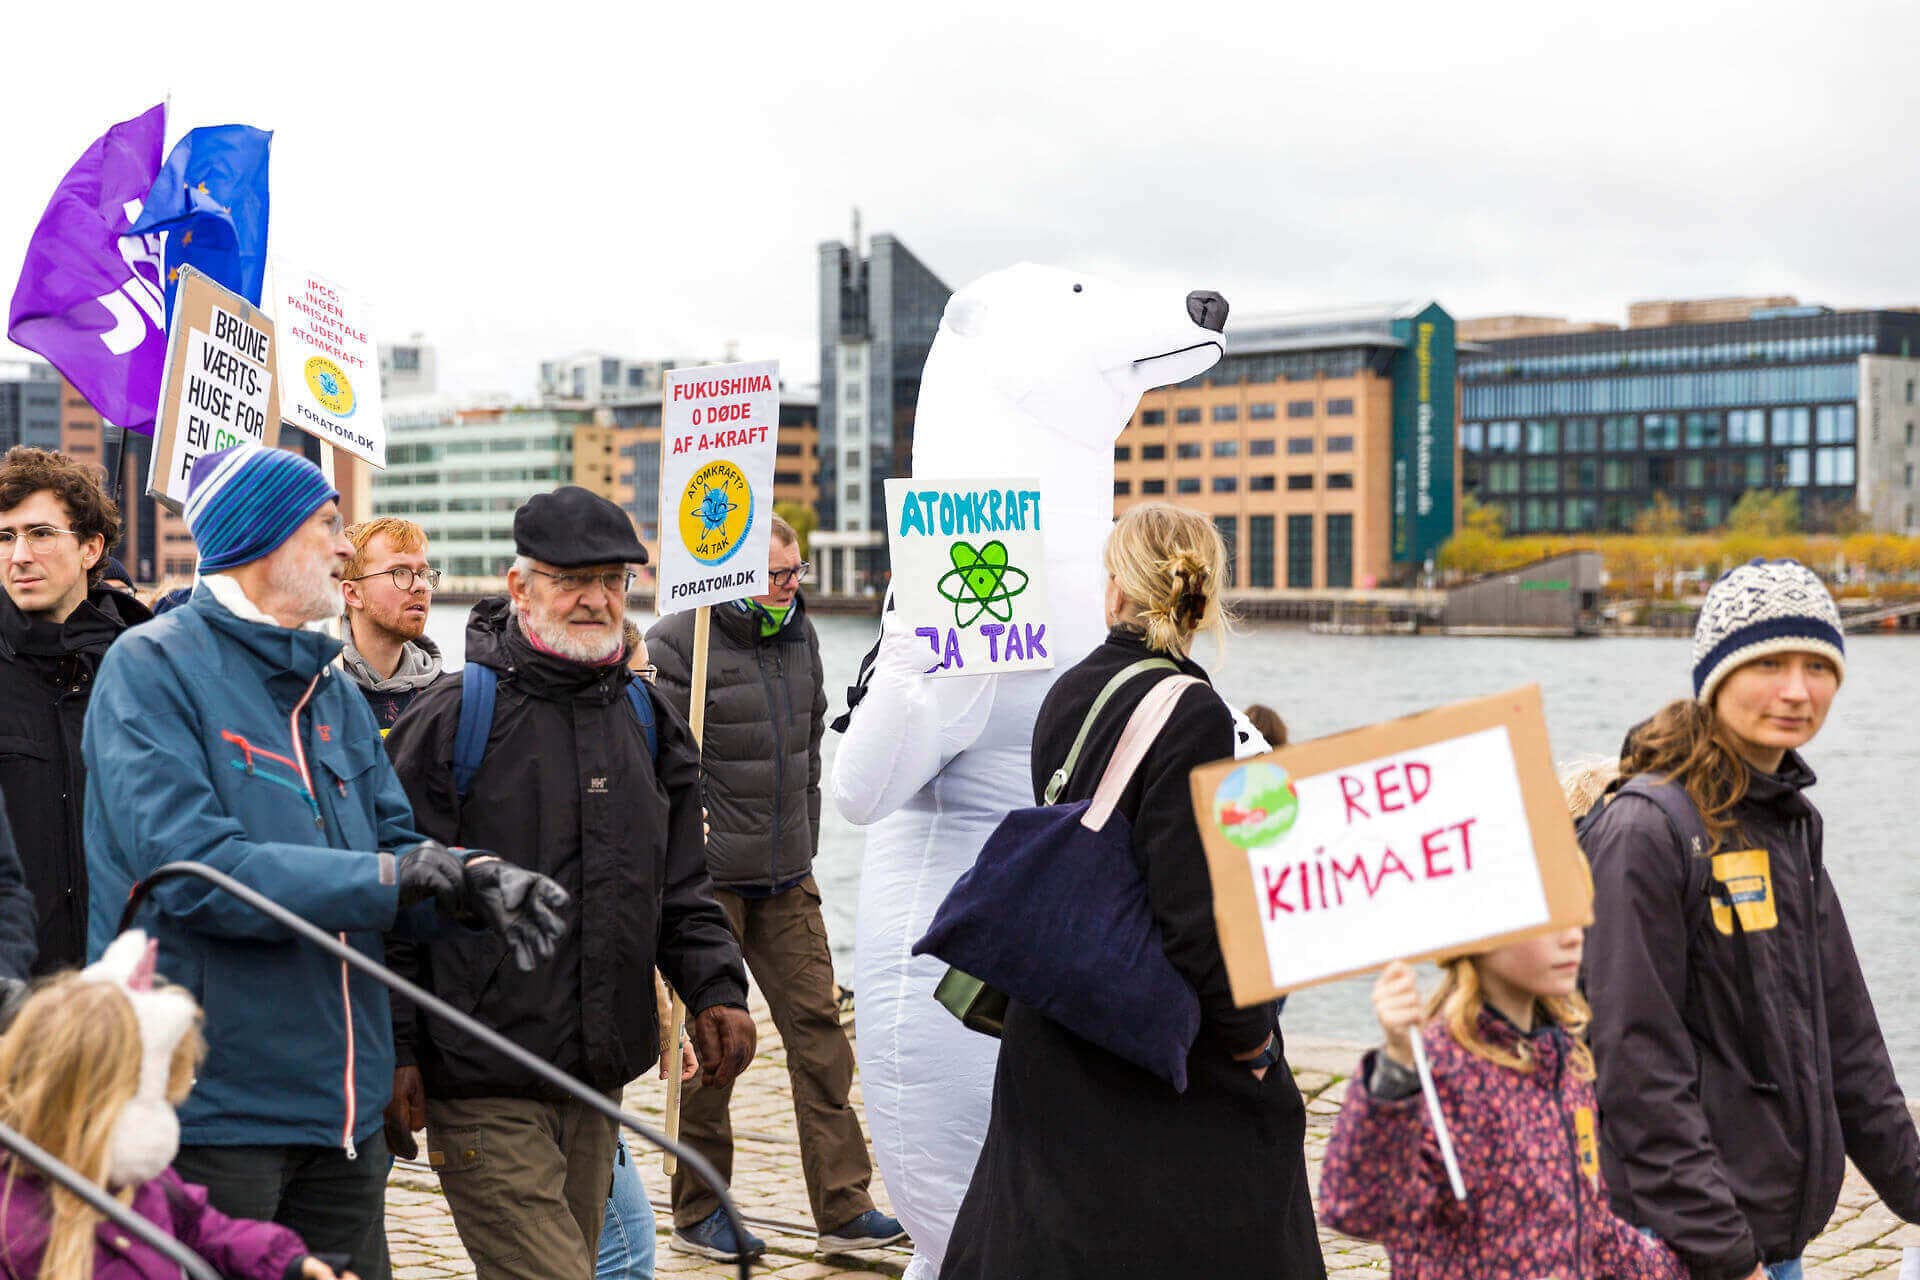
[1710,849,1778,935]
[588,776,608,794]
[318,724,332,742]
[1574,1105,1599,1186]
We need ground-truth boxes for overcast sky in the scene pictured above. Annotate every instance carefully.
[5,0,1917,399]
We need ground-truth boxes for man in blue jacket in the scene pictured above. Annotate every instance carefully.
[83,444,569,1280]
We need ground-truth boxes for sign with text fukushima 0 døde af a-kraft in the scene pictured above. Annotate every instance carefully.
[1192,685,1592,1003]
[883,477,1052,678]
[148,267,280,512]
[656,360,780,613]
[273,264,385,467]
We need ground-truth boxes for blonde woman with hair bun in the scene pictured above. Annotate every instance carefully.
[942,503,1323,1280]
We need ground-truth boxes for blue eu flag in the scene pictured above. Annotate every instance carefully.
[127,124,272,322]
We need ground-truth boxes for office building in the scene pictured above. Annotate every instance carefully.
[1114,302,1458,591]
[538,352,710,404]
[379,337,438,399]
[815,229,949,588]
[0,362,61,454]
[1458,299,1920,534]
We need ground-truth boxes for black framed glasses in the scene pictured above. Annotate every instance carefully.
[346,566,442,592]
[528,567,637,595]
[769,561,812,588]
[0,525,80,553]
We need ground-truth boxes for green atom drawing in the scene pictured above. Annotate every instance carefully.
[936,539,1030,627]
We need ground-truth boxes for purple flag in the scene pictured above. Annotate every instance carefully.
[6,104,168,433]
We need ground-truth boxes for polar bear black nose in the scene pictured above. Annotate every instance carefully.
[1187,290,1229,333]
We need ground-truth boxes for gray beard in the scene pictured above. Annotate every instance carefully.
[267,555,341,625]
[521,606,622,664]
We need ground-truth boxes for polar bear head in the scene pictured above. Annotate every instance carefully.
[912,264,1228,475]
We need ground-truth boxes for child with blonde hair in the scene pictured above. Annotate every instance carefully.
[0,933,353,1280]
[1316,764,1682,1280]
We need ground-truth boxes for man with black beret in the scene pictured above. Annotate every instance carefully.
[385,486,754,1280]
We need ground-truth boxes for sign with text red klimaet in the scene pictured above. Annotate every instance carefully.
[1191,685,1593,1003]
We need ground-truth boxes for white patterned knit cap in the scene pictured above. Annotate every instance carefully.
[1692,559,1845,705]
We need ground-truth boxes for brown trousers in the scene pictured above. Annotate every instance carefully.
[671,877,875,1232]
[427,1092,619,1280]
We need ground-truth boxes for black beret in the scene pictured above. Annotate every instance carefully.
[514,486,650,567]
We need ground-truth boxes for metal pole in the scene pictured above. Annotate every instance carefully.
[119,862,755,1280]
[0,1118,222,1280]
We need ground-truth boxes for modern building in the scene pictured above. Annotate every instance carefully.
[0,362,61,453]
[538,352,710,404]
[1458,299,1920,534]
[1114,302,1458,591]
[373,403,592,578]
[379,337,438,399]
[815,229,949,589]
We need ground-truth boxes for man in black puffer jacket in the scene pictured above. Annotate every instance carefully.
[649,516,903,1263]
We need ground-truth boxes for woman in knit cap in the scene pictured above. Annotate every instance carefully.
[1581,559,1920,1280]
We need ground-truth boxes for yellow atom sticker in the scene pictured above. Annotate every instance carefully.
[305,357,356,417]
[679,459,755,566]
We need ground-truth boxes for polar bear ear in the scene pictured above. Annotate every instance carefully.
[943,290,989,339]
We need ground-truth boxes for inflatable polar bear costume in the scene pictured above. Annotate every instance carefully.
[831,264,1227,1278]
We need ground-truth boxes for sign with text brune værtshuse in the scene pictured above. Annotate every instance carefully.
[1192,685,1593,1002]
[148,267,280,513]
[883,477,1052,678]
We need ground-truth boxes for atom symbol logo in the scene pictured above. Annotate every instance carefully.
[697,486,739,533]
[936,539,1029,627]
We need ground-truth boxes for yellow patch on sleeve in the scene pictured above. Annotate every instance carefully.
[1575,1105,1600,1185]
[1709,848,1778,935]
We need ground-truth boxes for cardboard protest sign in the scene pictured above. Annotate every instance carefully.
[273,264,385,467]
[1191,684,1592,1004]
[883,477,1052,677]
[147,267,280,512]
[656,360,779,613]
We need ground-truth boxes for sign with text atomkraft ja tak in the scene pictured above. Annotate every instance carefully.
[1192,684,1592,1003]
[148,267,280,512]
[883,477,1052,678]
[274,264,385,467]
[656,360,780,613]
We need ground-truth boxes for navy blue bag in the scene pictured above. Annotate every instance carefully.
[913,662,1206,1091]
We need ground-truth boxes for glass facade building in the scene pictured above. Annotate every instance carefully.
[1459,309,1920,533]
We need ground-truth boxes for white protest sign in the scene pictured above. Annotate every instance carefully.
[273,263,386,467]
[147,268,279,512]
[656,360,780,613]
[883,477,1053,677]
[1193,685,1592,1002]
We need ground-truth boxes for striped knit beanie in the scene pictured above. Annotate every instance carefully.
[184,445,338,573]
[1692,558,1845,705]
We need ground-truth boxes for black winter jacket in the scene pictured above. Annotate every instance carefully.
[647,596,825,890]
[383,599,747,1099]
[0,585,149,973]
[1583,755,1920,1280]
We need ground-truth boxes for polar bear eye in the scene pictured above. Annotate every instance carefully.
[1073,283,1084,293]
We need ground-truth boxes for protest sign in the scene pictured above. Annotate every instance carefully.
[1191,684,1592,1003]
[273,264,385,467]
[147,267,279,512]
[883,477,1052,678]
[656,359,780,613]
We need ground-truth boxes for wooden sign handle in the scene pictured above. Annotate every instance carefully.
[662,606,713,1176]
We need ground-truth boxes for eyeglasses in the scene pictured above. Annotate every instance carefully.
[0,526,79,553]
[528,567,637,595]
[346,566,442,592]
[769,561,812,588]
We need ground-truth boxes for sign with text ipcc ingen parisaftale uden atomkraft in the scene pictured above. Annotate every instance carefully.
[273,263,386,468]
[656,360,780,613]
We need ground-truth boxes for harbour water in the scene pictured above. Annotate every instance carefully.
[426,604,1920,1084]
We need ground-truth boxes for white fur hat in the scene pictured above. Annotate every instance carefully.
[82,931,198,1188]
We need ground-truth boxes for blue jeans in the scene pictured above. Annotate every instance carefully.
[1766,1261,1803,1280]
[597,1137,657,1279]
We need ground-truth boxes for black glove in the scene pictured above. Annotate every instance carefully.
[457,859,571,972]
[394,840,465,910]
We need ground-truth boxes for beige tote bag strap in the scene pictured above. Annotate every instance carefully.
[1081,675,1205,832]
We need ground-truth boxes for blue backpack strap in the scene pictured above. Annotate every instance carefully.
[452,663,499,799]
[625,680,659,764]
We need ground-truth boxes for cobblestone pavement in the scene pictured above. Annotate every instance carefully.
[386,995,1918,1279]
